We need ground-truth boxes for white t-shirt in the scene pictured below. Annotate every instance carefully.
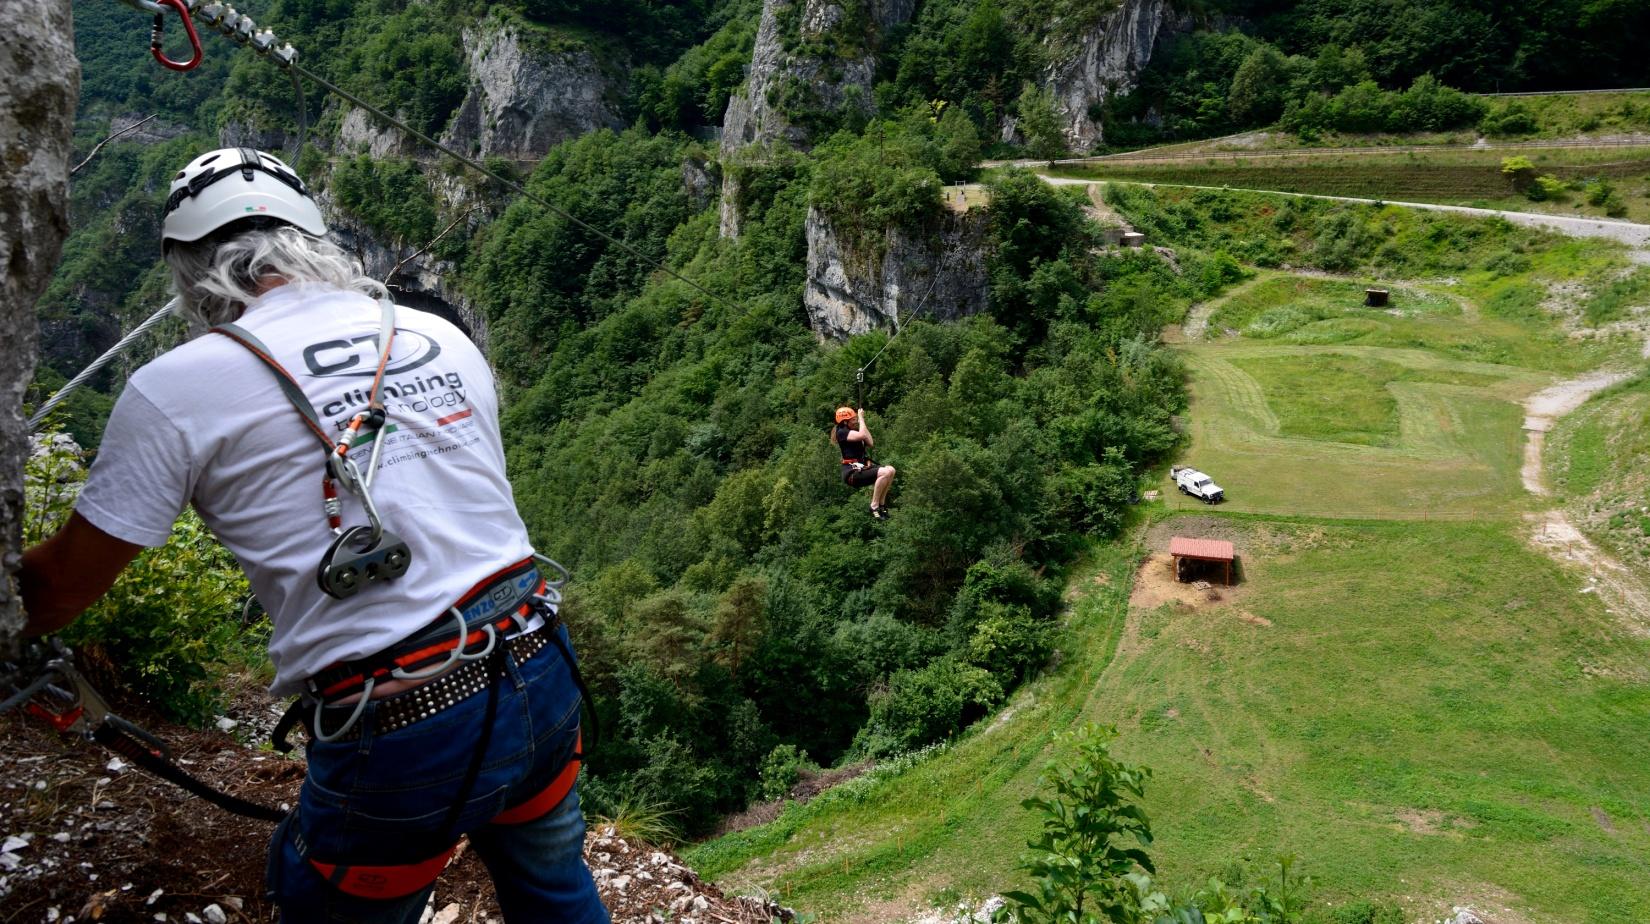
[76,282,534,696]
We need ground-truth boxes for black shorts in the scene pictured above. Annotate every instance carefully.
[842,462,879,487]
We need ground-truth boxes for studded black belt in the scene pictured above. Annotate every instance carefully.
[316,626,557,742]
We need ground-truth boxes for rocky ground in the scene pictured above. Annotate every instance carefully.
[0,694,790,924]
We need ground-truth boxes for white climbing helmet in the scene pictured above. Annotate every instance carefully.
[160,147,326,248]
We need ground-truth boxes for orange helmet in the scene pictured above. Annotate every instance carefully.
[835,407,856,424]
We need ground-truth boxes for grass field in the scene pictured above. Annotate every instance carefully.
[689,222,1650,921]
[1048,146,1650,225]
[1166,343,1537,520]
[688,515,1650,922]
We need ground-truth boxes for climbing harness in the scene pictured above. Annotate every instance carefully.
[211,297,412,599]
[286,726,585,900]
[270,554,592,747]
[269,556,591,900]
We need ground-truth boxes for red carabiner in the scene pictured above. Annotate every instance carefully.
[150,0,203,72]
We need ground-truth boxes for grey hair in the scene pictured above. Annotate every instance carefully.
[165,224,386,329]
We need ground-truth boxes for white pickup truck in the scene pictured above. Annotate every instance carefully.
[1172,466,1224,504]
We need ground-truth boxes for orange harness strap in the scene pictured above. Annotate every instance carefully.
[309,845,460,900]
[304,733,581,899]
[492,731,582,826]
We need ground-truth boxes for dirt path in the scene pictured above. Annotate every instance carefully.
[1520,370,1650,635]
[1519,369,1634,494]
[1040,177,1650,248]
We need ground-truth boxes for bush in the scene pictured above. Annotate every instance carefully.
[1319,900,1406,924]
[1482,101,1540,136]
[858,658,1003,756]
[758,743,811,801]
[1002,724,1156,924]
[25,433,257,724]
[1528,174,1567,202]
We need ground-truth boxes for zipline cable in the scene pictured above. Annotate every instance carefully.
[28,301,177,434]
[854,232,956,381]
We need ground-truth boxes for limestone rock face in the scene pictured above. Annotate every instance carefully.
[337,106,419,159]
[315,188,490,354]
[442,16,628,162]
[0,0,78,643]
[721,0,913,156]
[803,206,989,341]
[1044,0,1169,151]
[720,0,915,237]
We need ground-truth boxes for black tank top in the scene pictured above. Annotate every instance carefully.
[836,424,866,463]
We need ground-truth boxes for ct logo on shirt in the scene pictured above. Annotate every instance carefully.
[303,329,442,378]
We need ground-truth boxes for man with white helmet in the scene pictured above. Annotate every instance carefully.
[20,148,609,923]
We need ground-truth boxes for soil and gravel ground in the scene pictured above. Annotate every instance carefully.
[0,688,791,924]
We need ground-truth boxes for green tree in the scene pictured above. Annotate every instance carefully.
[1003,725,1156,924]
[1017,84,1066,160]
[1227,45,1288,125]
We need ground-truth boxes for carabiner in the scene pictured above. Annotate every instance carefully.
[150,0,204,72]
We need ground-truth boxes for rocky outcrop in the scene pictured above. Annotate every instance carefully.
[315,187,490,353]
[719,0,915,237]
[803,206,990,341]
[336,106,420,160]
[721,0,914,156]
[442,15,627,162]
[1044,0,1169,151]
[1,0,78,644]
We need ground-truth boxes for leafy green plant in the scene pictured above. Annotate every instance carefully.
[758,743,811,801]
[1002,724,1156,924]
[24,431,256,724]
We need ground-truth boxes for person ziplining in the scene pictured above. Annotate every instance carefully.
[832,406,896,519]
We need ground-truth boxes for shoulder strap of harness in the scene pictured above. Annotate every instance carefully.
[211,297,397,454]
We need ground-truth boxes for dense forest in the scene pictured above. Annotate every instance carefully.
[34,0,1650,837]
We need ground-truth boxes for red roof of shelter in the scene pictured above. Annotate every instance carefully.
[1169,536,1234,561]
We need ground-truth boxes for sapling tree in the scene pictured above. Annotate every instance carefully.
[1002,724,1157,923]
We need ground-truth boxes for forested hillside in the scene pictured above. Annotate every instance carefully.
[32,0,1650,848]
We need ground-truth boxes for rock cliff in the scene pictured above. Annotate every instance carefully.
[442,15,628,162]
[1044,0,1169,151]
[719,0,914,237]
[315,187,490,353]
[722,0,914,155]
[1,0,78,643]
[803,206,990,341]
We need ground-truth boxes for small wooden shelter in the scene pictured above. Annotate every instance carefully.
[1169,536,1235,585]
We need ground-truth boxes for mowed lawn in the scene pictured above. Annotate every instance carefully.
[690,517,1650,923]
[1104,517,1650,923]
[1166,343,1541,519]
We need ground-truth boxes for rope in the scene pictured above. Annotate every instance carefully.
[288,66,307,154]
[285,61,739,317]
[28,301,177,433]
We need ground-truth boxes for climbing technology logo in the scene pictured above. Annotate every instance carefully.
[303,328,442,378]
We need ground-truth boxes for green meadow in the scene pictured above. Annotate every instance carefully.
[690,250,1650,921]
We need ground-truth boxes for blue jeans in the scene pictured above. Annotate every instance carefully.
[266,624,610,924]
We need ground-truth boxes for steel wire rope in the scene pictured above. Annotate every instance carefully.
[282,61,739,317]
[28,301,178,433]
[854,213,959,379]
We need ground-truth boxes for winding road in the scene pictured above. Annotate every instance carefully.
[1039,176,1650,247]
